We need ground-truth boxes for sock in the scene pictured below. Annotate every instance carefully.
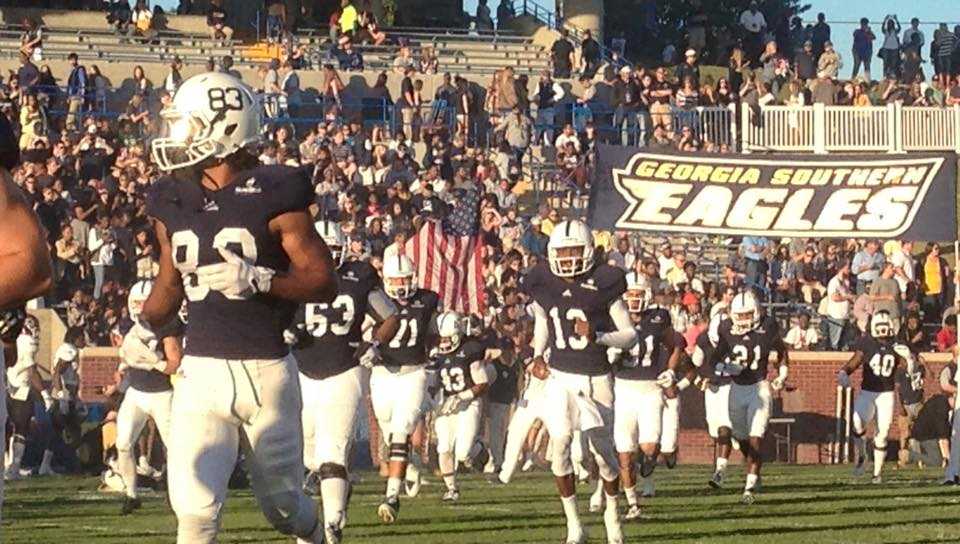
[117,448,138,498]
[320,477,348,529]
[745,473,758,491]
[9,440,24,471]
[605,493,618,512]
[405,461,420,481]
[854,435,866,461]
[716,457,728,473]
[623,484,638,506]
[442,473,457,492]
[386,476,402,500]
[604,493,623,541]
[874,448,885,477]
[560,495,581,530]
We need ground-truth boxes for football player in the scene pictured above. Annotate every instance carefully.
[372,254,440,523]
[497,342,549,485]
[430,311,499,501]
[711,290,789,504]
[290,220,399,543]
[0,110,52,522]
[5,315,52,481]
[691,313,736,489]
[610,275,681,520]
[837,310,919,484]
[130,72,338,544]
[523,219,637,544]
[114,280,183,515]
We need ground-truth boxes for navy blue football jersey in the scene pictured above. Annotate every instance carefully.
[855,335,907,392]
[293,260,392,380]
[714,318,786,386]
[522,262,627,376]
[380,288,440,366]
[432,338,489,395]
[146,165,313,360]
[616,307,672,381]
[695,329,731,386]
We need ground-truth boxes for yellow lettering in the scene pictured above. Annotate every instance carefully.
[771,169,793,185]
[635,161,657,178]
[621,180,691,224]
[831,169,852,185]
[673,163,694,181]
[711,167,732,183]
[690,165,714,182]
[882,167,906,185]
[654,162,675,179]
[791,169,811,186]
[847,169,870,186]
[810,169,832,186]
[902,166,928,185]
[865,168,886,186]
[739,168,760,185]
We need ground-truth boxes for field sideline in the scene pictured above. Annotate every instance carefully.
[4,464,960,543]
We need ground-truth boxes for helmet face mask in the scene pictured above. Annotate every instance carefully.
[870,311,895,339]
[437,312,463,354]
[729,291,760,335]
[384,276,414,301]
[383,255,416,302]
[547,220,595,278]
[624,288,648,313]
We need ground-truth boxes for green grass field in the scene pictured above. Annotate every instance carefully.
[5,465,960,543]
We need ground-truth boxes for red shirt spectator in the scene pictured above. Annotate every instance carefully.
[936,317,957,352]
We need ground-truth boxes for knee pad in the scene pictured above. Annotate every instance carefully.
[318,462,347,481]
[550,434,574,477]
[176,513,222,544]
[585,428,619,481]
[389,440,409,464]
[260,490,317,536]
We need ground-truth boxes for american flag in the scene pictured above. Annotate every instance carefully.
[404,189,486,315]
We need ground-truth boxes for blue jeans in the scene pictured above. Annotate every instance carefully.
[744,258,767,293]
[824,317,847,350]
[93,264,106,299]
[534,107,555,146]
[615,106,638,146]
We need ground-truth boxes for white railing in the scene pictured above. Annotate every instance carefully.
[670,105,737,150]
[742,102,960,154]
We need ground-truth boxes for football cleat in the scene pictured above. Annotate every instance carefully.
[604,504,624,544]
[564,525,587,544]
[466,447,490,473]
[623,504,642,521]
[639,455,657,478]
[940,476,958,486]
[853,456,866,477]
[377,496,400,523]
[404,464,422,498]
[121,496,142,516]
[740,490,755,505]
[441,489,460,502]
[324,523,343,544]
[709,470,725,489]
[871,475,883,485]
[662,451,677,469]
[589,484,604,513]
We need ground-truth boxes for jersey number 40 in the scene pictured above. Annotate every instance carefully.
[868,353,896,378]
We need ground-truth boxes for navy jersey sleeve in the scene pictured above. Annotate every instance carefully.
[263,166,313,219]
[853,334,872,355]
[594,265,628,306]
[145,176,179,225]
[520,263,547,300]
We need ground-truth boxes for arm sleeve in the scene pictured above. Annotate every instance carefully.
[691,345,707,367]
[366,289,397,322]
[531,301,549,358]
[596,299,637,349]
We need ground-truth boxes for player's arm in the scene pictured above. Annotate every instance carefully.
[357,290,400,366]
[464,360,493,398]
[269,210,338,303]
[837,350,863,388]
[0,173,52,308]
[596,299,638,349]
[528,301,550,379]
[771,335,790,390]
[142,219,185,328]
[159,334,183,375]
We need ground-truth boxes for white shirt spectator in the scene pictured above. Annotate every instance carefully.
[740,9,766,33]
[88,227,115,266]
[658,254,676,279]
[554,132,581,152]
[784,324,819,350]
[889,247,915,295]
[826,274,851,320]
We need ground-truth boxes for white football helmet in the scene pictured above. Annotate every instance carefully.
[547,220,595,278]
[729,290,760,335]
[151,72,262,171]
[437,311,464,354]
[624,271,650,313]
[315,220,346,266]
[869,310,895,339]
[128,280,154,322]
[383,254,416,302]
[22,314,39,340]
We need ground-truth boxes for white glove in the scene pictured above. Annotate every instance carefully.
[893,343,916,374]
[771,364,789,391]
[607,347,624,365]
[119,323,167,372]
[836,369,851,388]
[358,343,381,369]
[283,329,298,346]
[438,394,462,416]
[910,371,924,391]
[656,369,676,388]
[197,248,275,300]
[41,390,54,411]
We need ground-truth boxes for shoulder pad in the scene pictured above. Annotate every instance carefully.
[520,263,550,298]
[249,165,313,219]
[591,265,627,303]
[418,289,441,310]
[145,176,184,224]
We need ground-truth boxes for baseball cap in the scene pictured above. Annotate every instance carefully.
[0,115,19,170]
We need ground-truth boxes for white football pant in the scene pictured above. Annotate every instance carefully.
[542,369,618,481]
[499,375,547,482]
[729,381,772,440]
[369,365,427,443]
[168,355,320,544]
[613,380,663,453]
[853,389,895,449]
[661,396,680,454]
[116,387,173,498]
[704,383,733,438]
[945,391,960,481]
[300,366,365,470]
[435,398,483,464]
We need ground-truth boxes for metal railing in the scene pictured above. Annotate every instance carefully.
[742,102,960,154]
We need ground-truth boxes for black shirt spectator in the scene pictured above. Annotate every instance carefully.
[551,32,574,79]
[581,31,601,79]
[795,41,816,81]
[675,50,701,88]
[810,13,831,59]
